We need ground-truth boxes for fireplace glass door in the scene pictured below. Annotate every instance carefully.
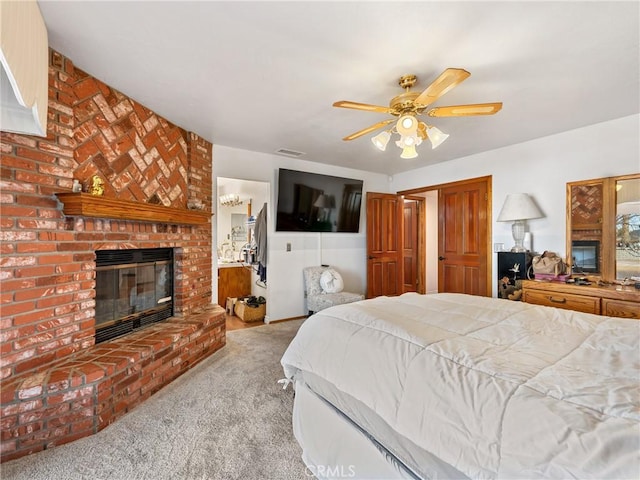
[95,248,173,343]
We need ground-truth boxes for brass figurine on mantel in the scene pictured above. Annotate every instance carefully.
[87,175,104,196]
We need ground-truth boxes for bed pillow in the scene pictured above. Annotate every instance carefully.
[320,269,344,294]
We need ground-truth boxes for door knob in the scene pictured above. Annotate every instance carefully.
[438,256,446,261]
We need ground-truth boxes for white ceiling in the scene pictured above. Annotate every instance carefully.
[37,1,639,175]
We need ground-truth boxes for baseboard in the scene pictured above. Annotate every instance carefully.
[267,315,307,324]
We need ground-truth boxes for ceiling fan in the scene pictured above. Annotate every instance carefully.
[333,68,502,158]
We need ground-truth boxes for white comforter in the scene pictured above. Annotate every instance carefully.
[281,293,640,479]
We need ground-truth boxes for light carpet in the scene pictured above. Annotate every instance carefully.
[1,319,307,480]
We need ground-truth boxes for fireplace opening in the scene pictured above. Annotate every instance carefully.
[95,248,174,343]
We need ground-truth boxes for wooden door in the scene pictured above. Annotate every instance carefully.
[402,197,424,293]
[366,192,403,298]
[438,179,490,296]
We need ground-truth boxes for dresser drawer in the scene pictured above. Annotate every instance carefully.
[602,298,640,319]
[523,289,601,314]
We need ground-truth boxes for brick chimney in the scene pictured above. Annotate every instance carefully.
[0,49,224,462]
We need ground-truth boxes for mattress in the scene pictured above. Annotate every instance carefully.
[293,379,421,480]
[297,370,468,479]
[281,292,640,479]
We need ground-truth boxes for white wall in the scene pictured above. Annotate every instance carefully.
[391,114,640,297]
[212,146,391,321]
[214,115,639,311]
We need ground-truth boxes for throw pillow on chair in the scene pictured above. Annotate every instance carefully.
[320,269,344,294]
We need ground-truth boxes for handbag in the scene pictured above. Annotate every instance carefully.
[532,251,566,276]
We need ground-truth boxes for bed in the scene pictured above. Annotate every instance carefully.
[280,293,640,479]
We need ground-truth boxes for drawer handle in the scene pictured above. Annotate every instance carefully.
[548,296,567,304]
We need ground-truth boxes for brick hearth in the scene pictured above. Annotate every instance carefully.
[0,49,223,462]
[0,308,224,462]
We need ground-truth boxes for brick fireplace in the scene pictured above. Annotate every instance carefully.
[0,50,225,462]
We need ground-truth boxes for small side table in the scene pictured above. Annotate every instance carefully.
[497,251,534,300]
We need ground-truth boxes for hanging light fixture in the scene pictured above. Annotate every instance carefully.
[371,114,448,158]
[396,115,418,136]
[219,194,242,207]
[371,131,391,151]
[335,70,503,160]
[395,129,421,159]
[399,144,418,159]
[425,125,449,149]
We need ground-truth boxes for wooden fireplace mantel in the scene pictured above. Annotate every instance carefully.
[55,192,212,225]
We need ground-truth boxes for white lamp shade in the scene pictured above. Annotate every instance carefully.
[399,145,418,159]
[371,131,390,151]
[497,193,543,221]
[396,115,418,136]
[426,125,449,149]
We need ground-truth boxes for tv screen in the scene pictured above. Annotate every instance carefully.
[276,169,363,233]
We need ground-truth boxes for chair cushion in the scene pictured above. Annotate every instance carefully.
[320,268,344,293]
[307,292,364,313]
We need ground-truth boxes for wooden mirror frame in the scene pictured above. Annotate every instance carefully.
[566,173,640,281]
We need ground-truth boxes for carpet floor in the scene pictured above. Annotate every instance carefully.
[1,319,307,480]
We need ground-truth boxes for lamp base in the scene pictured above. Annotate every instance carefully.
[511,220,527,253]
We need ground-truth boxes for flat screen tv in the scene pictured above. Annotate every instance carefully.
[276,168,363,233]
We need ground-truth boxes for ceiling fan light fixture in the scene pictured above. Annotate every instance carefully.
[396,115,418,136]
[400,145,418,159]
[396,134,422,148]
[371,130,391,151]
[334,69,502,159]
[426,125,449,149]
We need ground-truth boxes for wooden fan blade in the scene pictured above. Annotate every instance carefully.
[426,102,503,117]
[343,119,395,141]
[333,101,391,114]
[414,68,471,107]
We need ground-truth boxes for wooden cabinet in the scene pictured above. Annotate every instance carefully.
[522,280,640,319]
[497,252,533,299]
[217,265,251,307]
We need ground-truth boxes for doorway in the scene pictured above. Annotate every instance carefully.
[367,176,491,297]
[216,177,269,331]
[400,175,492,296]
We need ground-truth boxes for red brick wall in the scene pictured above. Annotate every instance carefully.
[0,49,213,381]
[0,307,225,462]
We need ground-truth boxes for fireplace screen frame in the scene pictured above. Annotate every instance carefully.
[95,248,174,343]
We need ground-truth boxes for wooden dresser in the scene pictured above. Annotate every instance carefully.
[522,280,640,319]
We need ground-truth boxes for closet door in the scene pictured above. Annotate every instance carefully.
[438,179,490,296]
[366,192,403,298]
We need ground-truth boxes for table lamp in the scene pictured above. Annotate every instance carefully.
[497,193,543,252]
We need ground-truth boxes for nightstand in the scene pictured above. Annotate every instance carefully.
[497,251,533,300]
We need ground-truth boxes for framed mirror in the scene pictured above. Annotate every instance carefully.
[567,173,640,281]
[615,176,640,280]
[230,213,248,242]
